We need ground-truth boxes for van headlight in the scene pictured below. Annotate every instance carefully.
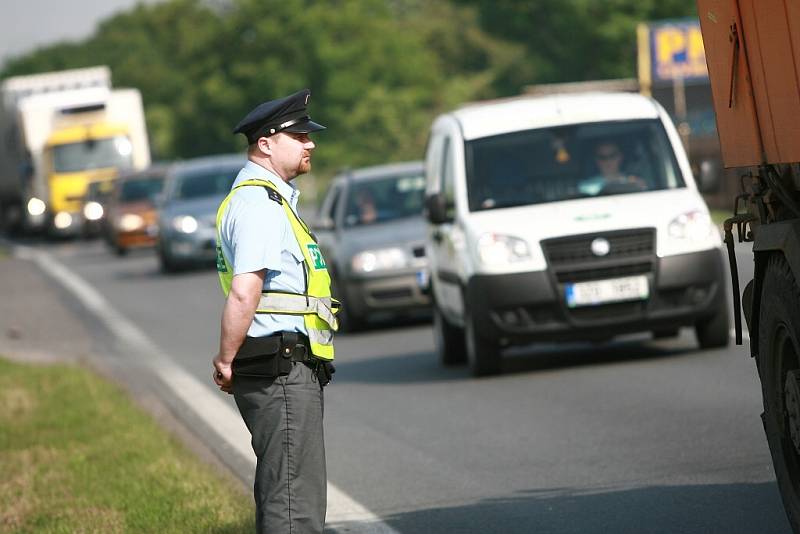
[668,210,713,241]
[351,247,407,273]
[477,233,531,265]
[172,215,198,234]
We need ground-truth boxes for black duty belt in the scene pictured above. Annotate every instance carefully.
[233,331,311,378]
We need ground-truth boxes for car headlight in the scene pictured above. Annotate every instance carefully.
[477,233,531,266]
[172,215,198,234]
[83,201,104,221]
[351,247,407,273]
[118,213,144,232]
[53,211,73,229]
[668,210,713,241]
[27,197,46,216]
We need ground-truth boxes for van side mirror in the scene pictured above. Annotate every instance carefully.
[425,193,453,224]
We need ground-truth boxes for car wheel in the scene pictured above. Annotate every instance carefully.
[331,272,364,332]
[464,308,501,377]
[758,254,800,532]
[158,242,180,273]
[695,295,730,349]
[434,305,466,365]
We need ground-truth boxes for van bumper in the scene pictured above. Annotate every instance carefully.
[465,248,726,343]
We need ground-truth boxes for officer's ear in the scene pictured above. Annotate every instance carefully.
[256,136,271,156]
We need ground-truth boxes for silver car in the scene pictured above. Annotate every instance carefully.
[314,161,431,330]
[156,154,244,272]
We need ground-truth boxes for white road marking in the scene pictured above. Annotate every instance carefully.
[16,245,397,533]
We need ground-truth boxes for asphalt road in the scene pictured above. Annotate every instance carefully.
[27,237,791,533]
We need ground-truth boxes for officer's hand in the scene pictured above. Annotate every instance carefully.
[212,354,234,395]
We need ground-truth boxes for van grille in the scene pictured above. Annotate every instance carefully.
[542,229,655,267]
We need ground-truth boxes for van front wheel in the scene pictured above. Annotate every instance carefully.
[434,306,466,365]
[465,310,501,377]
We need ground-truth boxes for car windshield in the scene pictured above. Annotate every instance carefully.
[465,119,685,211]
[120,176,164,203]
[172,168,237,200]
[344,173,426,227]
[51,136,134,173]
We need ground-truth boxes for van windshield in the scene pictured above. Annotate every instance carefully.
[465,119,685,211]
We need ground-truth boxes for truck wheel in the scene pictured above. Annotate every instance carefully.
[695,297,730,349]
[434,306,466,365]
[464,309,501,377]
[759,254,800,533]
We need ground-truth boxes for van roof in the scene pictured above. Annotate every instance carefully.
[450,92,661,141]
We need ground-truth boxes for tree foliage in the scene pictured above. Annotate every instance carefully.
[1,0,697,177]
[454,0,698,93]
[1,0,525,176]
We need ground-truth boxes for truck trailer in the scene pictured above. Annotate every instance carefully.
[0,66,150,235]
[697,1,800,530]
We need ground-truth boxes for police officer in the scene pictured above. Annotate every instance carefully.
[213,88,338,534]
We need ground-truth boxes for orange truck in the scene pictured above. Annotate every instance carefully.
[698,1,800,529]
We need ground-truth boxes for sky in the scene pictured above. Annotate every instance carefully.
[0,0,161,68]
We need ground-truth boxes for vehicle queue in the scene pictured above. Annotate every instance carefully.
[70,88,726,378]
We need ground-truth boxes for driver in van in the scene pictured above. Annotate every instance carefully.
[578,140,646,196]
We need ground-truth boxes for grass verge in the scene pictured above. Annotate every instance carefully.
[0,357,254,533]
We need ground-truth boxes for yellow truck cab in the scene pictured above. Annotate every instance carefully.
[44,123,134,233]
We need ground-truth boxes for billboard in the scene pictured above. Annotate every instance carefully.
[639,19,708,86]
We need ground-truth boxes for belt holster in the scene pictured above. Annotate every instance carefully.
[233,332,309,378]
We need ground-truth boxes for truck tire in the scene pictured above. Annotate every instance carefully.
[759,254,800,533]
[433,305,466,365]
[695,297,730,349]
[464,309,501,377]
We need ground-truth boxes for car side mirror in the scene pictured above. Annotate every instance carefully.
[425,193,453,224]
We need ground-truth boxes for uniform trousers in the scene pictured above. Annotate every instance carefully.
[233,361,326,534]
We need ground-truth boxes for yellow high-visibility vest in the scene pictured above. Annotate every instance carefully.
[215,179,338,360]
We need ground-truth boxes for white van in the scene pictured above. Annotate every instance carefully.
[424,92,729,376]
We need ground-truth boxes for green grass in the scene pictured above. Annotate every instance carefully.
[0,357,254,533]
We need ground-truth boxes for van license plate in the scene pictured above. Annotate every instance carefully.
[565,275,649,308]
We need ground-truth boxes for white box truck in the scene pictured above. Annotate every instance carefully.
[0,66,150,235]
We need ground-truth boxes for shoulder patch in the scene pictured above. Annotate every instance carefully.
[265,187,283,205]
